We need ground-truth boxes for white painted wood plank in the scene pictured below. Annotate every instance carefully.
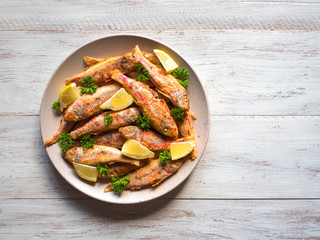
[0,30,319,115]
[1,115,319,199]
[1,1,319,31]
[1,199,319,239]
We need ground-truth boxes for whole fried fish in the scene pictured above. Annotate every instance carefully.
[93,131,126,149]
[119,126,187,151]
[104,159,183,192]
[69,107,141,139]
[133,45,189,110]
[64,145,140,166]
[64,84,121,122]
[66,51,158,85]
[111,70,178,139]
[83,51,158,67]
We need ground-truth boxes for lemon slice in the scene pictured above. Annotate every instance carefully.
[170,141,197,160]
[100,88,133,111]
[153,49,178,73]
[59,83,81,111]
[73,162,98,182]
[121,139,155,159]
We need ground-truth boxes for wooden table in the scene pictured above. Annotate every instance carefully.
[1,1,320,239]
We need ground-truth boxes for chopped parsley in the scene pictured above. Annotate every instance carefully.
[104,114,113,126]
[172,67,189,87]
[96,164,109,177]
[52,101,62,114]
[170,107,185,122]
[136,114,151,130]
[159,150,171,164]
[111,175,130,194]
[135,63,150,82]
[80,134,95,148]
[58,132,74,152]
[80,76,98,95]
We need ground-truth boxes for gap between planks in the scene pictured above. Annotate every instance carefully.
[2,197,320,201]
[2,113,320,117]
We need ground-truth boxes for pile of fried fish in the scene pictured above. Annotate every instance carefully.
[45,45,197,193]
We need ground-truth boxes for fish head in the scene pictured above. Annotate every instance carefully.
[64,147,84,163]
[159,118,178,139]
[176,90,189,110]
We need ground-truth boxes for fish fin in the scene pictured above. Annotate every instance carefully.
[104,183,113,193]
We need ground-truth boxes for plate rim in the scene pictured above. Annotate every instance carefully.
[40,34,211,204]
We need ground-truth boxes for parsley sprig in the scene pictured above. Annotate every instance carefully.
[159,150,171,164]
[80,134,95,148]
[135,64,150,82]
[58,132,74,152]
[96,164,109,177]
[172,67,189,87]
[52,101,62,114]
[81,76,98,95]
[136,115,151,130]
[170,107,185,122]
[111,175,130,194]
[104,114,113,126]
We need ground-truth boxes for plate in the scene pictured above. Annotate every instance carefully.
[40,34,210,204]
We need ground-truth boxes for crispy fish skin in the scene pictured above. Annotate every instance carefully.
[93,131,126,149]
[64,84,121,122]
[69,107,141,139]
[98,162,139,179]
[66,51,158,85]
[104,159,183,192]
[111,70,178,139]
[63,145,140,166]
[178,110,197,159]
[119,126,186,151]
[133,45,189,110]
[44,117,75,148]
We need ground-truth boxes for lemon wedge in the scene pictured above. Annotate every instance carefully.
[170,141,197,160]
[99,88,133,111]
[153,49,178,73]
[121,140,155,160]
[59,83,81,111]
[73,162,98,182]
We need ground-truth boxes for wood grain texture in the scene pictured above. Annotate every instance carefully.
[0,1,320,31]
[1,199,320,239]
[1,115,319,199]
[1,0,320,238]
[0,31,319,115]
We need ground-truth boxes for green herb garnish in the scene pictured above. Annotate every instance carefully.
[135,63,150,82]
[170,107,185,122]
[159,150,171,164]
[96,164,109,177]
[58,132,74,152]
[52,101,62,114]
[80,76,98,95]
[104,114,113,126]
[136,63,144,72]
[136,114,151,130]
[172,67,189,87]
[111,175,130,194]
[80,134,95,148]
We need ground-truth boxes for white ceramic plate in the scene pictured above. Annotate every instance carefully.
[40,34,210,204]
